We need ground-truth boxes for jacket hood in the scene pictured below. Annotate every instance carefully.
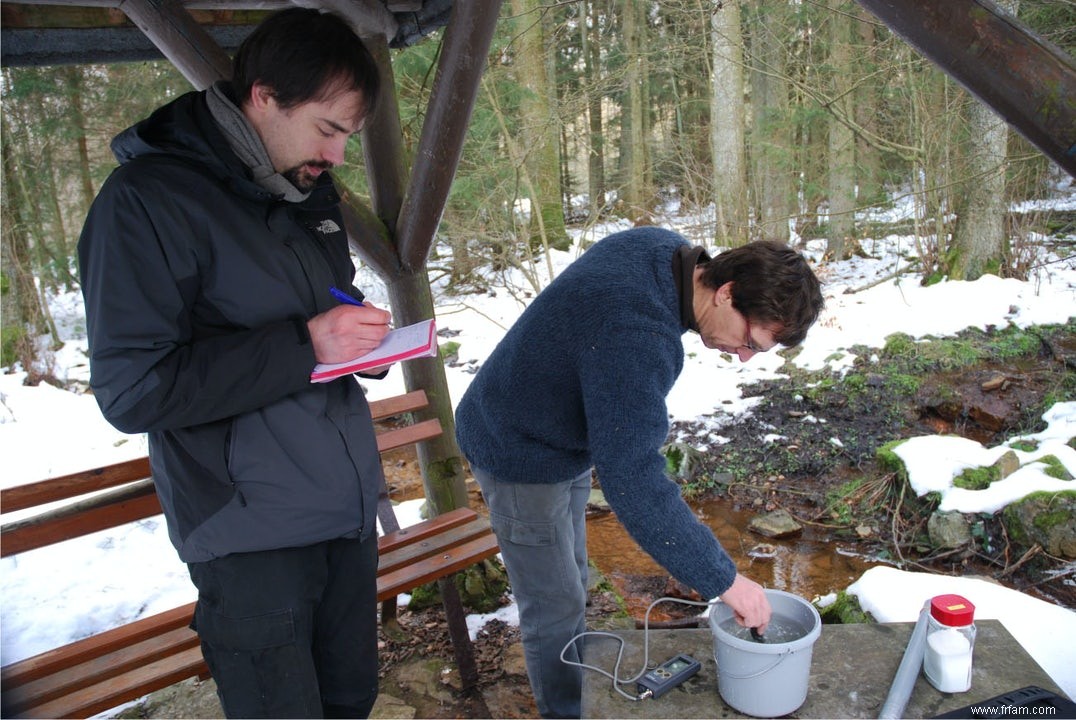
[110,87,259,195]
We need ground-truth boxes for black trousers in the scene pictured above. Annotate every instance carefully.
[187,534,380,719]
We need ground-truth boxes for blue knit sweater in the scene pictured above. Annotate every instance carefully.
[455,227,737,599]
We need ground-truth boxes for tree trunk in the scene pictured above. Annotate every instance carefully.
[65,66,97,222]
[386,270,467,516]
[949,0,1019,281]
[1,112,53,381]
[853,8,885,205]
[711,0,748,246]
[623,0,651,223]
[827,0,857,260]
[748,0,792,243]
[511,0,569,251]
[584,0,606,219]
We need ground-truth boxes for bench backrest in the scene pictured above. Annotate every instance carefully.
[0,389,441,558]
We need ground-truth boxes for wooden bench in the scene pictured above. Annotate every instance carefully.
[0,390,499,719]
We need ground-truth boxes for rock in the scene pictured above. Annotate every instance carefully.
[370,692,417,719]
[661,442,704,481]
[928,510,971,550]
[992,450,1021,479]
[393,657,456,703]
[1003,491,1076,559]
[748,509,802,538]
[662,577,702,601]
[747,543,777,559]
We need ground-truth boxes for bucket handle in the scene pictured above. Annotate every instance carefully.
[712,649,790,680]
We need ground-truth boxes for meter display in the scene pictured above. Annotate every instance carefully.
[636,654,701,699]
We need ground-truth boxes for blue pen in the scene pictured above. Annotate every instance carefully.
[330,286,364,307]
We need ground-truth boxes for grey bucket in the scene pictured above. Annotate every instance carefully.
[708,589,822,718]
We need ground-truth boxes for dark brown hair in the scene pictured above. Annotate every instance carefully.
[698,241,824,346]
[232,8,380,119]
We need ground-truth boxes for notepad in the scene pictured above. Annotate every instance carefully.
[310,318,438,383]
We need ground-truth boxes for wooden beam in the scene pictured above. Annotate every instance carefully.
[118,0,231,89]
[308,0,398,44]
[396,0,504,270]
[857,0,1076,176]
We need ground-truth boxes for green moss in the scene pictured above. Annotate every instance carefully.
[882,333,917,358]
[438,340,461,361]
[923,271,945,287]
[1009,440,1039,452]
[817,591,873,625]
[953,465,1000,490]
[666,445,686,476]
[1034,509,1072,533]
[889,373,921,395]
[1039,455,1073,481]
[875,440,908,481]
[824,477,867,524]
[1002,504,1029,544]
[1,325,23,368]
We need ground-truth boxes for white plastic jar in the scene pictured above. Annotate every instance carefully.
[923,593,976,693]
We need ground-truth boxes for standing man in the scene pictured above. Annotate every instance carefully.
[79,9,390,718]
[455,227,824,718]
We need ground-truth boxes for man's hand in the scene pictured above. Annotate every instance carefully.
[308,304,392,364]
[719,574,771,634]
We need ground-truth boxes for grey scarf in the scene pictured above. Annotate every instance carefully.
[206,81,310,203]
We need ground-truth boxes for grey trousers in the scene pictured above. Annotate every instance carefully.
[473,467,592,719]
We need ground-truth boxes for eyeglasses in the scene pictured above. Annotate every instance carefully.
[740,315,766,354]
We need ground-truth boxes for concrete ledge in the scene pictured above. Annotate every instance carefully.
[582,619,1067,718]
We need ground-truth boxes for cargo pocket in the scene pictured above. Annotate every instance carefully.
[489,512,557,547]
[193,606,322,717]
[194,605,295,651]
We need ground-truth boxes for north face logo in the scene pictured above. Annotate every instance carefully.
[315,219,341,234]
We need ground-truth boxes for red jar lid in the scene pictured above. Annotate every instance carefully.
[930,594,975,626]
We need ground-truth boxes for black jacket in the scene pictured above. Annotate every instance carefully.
[78,89,382,563]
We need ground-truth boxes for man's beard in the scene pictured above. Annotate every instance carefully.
[283,161,332,193]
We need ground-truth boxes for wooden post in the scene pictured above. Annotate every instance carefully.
[856,0,1076,176]
[396,1,505,270]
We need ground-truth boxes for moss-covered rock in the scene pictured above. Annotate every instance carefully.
[406,557,510,614]
[817,591,874,625]
[928,510,971,550]
[1002,491,1076,559]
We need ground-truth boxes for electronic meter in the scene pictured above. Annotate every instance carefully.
[636,654,701,699]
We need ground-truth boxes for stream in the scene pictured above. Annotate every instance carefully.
[585,497,880,621]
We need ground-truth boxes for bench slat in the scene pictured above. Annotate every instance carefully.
[379,518,495,575]
[379,506,475,553]
[1,457,152,514]
[377,532,500,602]
[3,626,203,716]
[1,602,198,687]
[376,418,443,453]
[1,483,162,558]
[14,646,209,720]
[368,389,430,420]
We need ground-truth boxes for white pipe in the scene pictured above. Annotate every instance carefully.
[879,600,931,719]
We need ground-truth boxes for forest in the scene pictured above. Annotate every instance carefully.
[2,0,1075,377]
